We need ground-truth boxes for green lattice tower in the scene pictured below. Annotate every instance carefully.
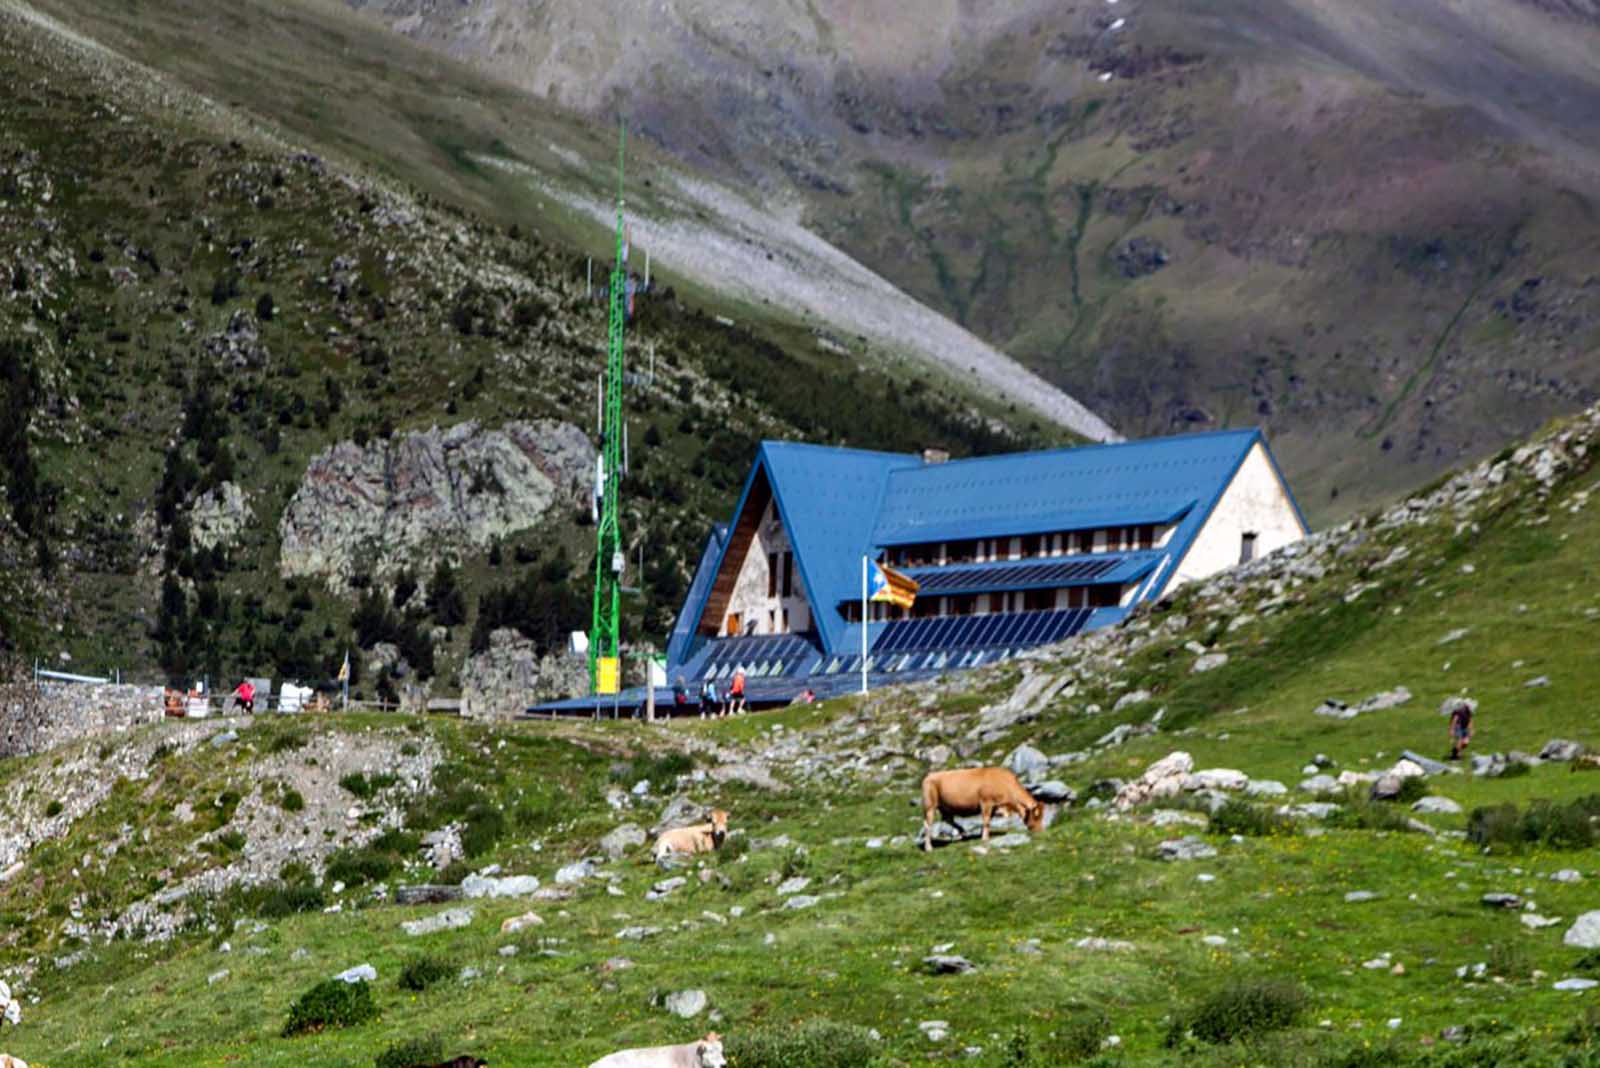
[589,125,627,694]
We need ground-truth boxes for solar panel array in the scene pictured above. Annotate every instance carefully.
[698,633,817,681]
[911,558,1120,593]
[874,609,1093,655]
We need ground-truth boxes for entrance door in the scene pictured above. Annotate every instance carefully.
[725,612,741,637]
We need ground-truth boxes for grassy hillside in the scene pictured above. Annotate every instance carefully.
[5,410,1600,1066]
[0,3,1044,685]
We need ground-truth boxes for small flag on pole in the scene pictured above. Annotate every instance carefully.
[337,651,349,683]
[867,560,919,610]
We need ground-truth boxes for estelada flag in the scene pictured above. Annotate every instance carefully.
[336,651,350,683]
[868,560,919,609]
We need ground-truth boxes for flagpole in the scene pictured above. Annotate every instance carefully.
[860,555,868,696]
[342,648,349,711]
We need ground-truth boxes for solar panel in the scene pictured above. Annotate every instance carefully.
[909,556,1124,594]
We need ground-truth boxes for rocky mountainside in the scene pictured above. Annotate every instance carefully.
[0,1,1038,693]
[346,0,1600,517]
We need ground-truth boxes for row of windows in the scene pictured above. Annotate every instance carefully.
[889,526,1159,568]
[842,584,1120,622]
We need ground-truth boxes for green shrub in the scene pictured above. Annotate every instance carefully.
[280,786,305,812]
[1049,1009,1112,1062]
[339,772,398,799]
[268,730,308,753]
[375,1035,444,1068]
[1166,977,1307,1046]
[1468,796,1600,851]
[438,859,471,885]
[1489,939,1534,979]
[1575,952,1600,976]
[460,803,505,858]
[1498,761,1533,780]
[371,828,421,856]
[44,800,62,818]
[282,978,377,1036]
[726,1020,877,1068]
[325,846,396,887]
[1329,797,1413,832]
[1394,776,1429,804]
[398,954,454,992]
[1208,800,1292,837]
[256,881,325,918]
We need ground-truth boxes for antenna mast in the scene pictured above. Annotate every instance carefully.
[590,123,628,696]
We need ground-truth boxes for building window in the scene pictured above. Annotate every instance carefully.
[1240,532,1258,563]
[766,553,778,597]
[1023,588,1053,612]
[1075,530,1094,554]
[949,594,976,616]
[1138,524,1155,550]
[1089,585,1121,608]
[782,552,794,597]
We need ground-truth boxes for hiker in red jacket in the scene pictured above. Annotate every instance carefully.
[233,679,256,714]
[726,666,746,717]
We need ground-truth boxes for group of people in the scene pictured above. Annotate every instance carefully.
[672,667,747,718]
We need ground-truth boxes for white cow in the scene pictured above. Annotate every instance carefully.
[589,1033,725,1068]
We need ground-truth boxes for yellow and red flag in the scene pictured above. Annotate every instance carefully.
[868,560,919,610]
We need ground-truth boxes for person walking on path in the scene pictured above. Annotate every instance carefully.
[673,676,691,716]
[699,678,720,720]
[726,666,747,717]
[1448,699,1474,760]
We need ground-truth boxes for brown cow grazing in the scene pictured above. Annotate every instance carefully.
[589,1032,725,1068]
[921,768,1044,851]
[654,810,730,860]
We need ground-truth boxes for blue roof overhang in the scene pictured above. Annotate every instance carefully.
[887,551,1165,599]
[873,502,1196,547]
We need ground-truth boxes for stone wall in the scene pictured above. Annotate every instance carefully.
[0,682,163,759]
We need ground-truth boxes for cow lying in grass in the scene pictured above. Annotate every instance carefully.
[654,810,729,861]
[589,1032,725,1068]
[921,768,1044,851]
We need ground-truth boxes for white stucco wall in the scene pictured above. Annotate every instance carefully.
[1161,442,1306,596]
[721,500,811,635]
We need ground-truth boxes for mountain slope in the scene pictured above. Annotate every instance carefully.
[0,1,1045,687]
[346,0,1600,520]
[4,0,1115,444]
[4,407,1600,1066]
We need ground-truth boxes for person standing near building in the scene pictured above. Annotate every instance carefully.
[232,679,256,715]
[699,677,719,719]
[1448,699,1474,760]
[727,666,746,717]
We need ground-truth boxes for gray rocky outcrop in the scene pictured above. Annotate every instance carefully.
[279,419,593,589]
[1114,752,1193,809]
[600,824,647,861]
[190,481,253,551]
[462,628,588,718]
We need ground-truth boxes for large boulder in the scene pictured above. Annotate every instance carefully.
[279,420,593,591]
[462,629,588,718]
[1541,739,1585,762]
[1565,912,1600,949]
[1003,744,1050,781]
[599,824,647,861]
[1114,752,1194,810]
[1184,768,1248,792]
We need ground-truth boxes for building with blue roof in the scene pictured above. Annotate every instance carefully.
[533,427,1307,715]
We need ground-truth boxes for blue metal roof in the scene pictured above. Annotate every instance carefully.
[871,429,1263,545]
[666,428,1303,675]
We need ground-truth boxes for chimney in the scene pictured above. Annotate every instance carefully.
[921,447,950,465]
